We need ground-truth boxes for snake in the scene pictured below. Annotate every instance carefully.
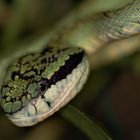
[0,0,140,127]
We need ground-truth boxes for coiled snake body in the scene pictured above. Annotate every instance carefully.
[1,0,140,127]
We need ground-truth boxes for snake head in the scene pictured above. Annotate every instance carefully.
[1,46,89,127]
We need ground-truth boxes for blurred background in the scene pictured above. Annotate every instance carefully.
[0,0,140,140]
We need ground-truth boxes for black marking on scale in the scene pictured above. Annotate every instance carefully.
[46,50,85,88]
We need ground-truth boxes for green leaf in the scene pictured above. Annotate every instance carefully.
[60,105,112,140]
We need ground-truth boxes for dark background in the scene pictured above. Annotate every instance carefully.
[0,0,140,140]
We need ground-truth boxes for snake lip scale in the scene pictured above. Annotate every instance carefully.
[10,56,89,127]
[8,56,89,127]
[1,46,89,127]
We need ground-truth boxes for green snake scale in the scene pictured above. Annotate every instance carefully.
[0,0,140,127]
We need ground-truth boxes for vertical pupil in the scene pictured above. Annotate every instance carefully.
[38,80,48,95]
[40,84,46,91]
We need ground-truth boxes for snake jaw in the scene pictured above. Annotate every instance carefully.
[1,46,89,127]
[6,56,89,127]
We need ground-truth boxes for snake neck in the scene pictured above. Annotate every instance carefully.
[48,0,140,56]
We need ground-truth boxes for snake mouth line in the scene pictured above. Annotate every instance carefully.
[7,56,89,127]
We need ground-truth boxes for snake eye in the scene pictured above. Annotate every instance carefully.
[38,80,47,95]
[39,84,46,92]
